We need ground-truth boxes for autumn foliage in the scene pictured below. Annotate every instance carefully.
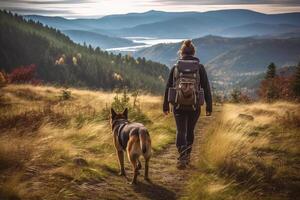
[7,64,42,85]
[258,62,299,102]
[258,77,294,101]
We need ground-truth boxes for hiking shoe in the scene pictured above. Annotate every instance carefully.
[177,159,186,170]
[185,153,191,165]
[177,154,188,169]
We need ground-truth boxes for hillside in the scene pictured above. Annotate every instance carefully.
[134,35,300,90]
[135,36,300,70]
[218,23,300,37]
[62,30,143,49]
[206,37,300,73]
[0,11,169,93]
[109,10,300,38]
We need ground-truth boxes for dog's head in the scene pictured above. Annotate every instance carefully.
[110,108,128,126]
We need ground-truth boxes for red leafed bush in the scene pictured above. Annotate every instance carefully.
[258,76,294,101]
[8,64,42,85]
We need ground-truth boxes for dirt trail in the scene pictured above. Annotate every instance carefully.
[66,115,214,200]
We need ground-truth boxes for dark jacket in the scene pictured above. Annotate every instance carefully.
[163,55,212,113]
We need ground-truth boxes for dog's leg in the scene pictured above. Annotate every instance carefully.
[130,157,138,184]
[137,159,142,170]
[144,158,150,181]
[117,150,126,176]
[127,136,140,184]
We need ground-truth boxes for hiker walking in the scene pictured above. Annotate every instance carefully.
[163,40,212,169]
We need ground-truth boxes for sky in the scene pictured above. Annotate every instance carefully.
[0,0,300,18]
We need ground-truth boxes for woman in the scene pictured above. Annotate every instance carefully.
[163,40,212,169]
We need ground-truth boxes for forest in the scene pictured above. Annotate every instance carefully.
[0,10,169,93]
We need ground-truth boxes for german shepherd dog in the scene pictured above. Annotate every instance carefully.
[110,108,152,184]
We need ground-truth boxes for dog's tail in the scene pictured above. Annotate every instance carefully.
[138,128,148,154]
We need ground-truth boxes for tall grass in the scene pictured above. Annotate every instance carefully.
[0,84,175,199]
[184,102,300,200]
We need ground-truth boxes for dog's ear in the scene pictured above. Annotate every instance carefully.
[122,108,128,119]
[111,108,117,119]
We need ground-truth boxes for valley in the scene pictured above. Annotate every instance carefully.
[24,9,300,93]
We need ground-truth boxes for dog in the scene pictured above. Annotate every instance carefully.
[110,108,152,184]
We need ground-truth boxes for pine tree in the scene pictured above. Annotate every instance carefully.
[258,62,280,101]
[292,62,300,98]
[265,62,276,79]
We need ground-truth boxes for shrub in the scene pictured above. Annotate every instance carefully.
[259,76,294,102]
[230,88,251,103]
[258,62,297,101]
[7,64,42,85]
[230,88,242,103]
[101,88,151,124]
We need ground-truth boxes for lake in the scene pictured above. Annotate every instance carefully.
[106,37,185,52]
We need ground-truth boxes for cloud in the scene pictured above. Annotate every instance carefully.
[0,0,299,18]
[0,7,75,15]
[152,0,300,5]
[0,0,93,4]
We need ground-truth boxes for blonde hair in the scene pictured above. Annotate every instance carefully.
[179,40,195,57]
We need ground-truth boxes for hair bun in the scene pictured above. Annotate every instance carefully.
[179,39,195,56]
[184,40,192,47]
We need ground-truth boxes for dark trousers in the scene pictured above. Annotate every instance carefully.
[174,108,200,155]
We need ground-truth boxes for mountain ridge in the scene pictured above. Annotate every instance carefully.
[62,30,143,49]
[0,10,169,93]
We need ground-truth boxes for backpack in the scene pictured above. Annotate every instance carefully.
[168,60,204,110]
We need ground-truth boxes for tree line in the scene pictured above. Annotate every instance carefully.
[0,10,169,93]
[258,62,300,102]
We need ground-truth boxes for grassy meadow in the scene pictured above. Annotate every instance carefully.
[184,102,300,200]
[0,84,176,200]
[1,84,299,200]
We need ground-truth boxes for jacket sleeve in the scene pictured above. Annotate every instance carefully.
[163,66,175,112]
[199,65,213,113]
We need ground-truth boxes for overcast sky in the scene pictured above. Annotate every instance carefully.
[0,0,300,18]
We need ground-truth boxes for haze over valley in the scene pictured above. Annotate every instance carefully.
[23,9,300,93]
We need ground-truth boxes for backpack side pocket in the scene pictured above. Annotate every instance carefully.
[168,87,177,105]
[199,88,205,106]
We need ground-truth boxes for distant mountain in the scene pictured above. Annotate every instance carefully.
[111,10,300,38]
[62,30,143,49]
[271,30,300,39]
[26,10,300,39]
[134,36,253,66]
[0,11,169,93]
[111,16,226,38]
[134,35,300,90]
[206,37,300,74]
[80,10,192,30]
[25,10,191,30]
[24,15,91,30]
[219,23,300,37]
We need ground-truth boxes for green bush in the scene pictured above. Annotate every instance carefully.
[101,88,151,124]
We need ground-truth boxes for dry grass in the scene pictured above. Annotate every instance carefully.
[185,102,300,200]
[0,84,175,199]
